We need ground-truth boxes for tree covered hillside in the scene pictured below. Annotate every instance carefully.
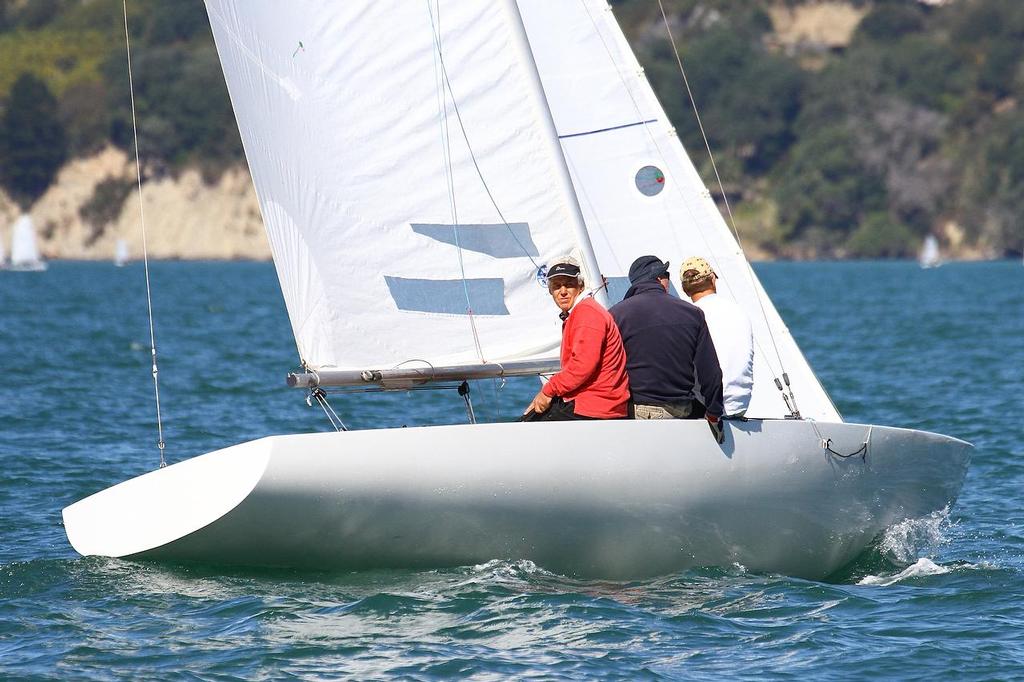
[0,0,1021,258]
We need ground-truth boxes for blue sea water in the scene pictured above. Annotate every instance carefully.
[1,260,1022,679]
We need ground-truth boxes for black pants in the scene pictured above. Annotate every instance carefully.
[687,399,707,419]
[520,397,596,422]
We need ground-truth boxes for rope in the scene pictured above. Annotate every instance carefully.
[576,1,796,414]
[654,0,792,395]
[424,3,541,272]
[808,421,871,461]
[427,1,487,363]
[123,0,166,468]
[307,387,348,431]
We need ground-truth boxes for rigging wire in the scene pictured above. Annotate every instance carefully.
[426,1,515,421]
[653,0,797,411]
[424,4,541,272]
[576,2,787,387]
[307,387,348,432]
[123,0,167,467]
[426,0,486,364]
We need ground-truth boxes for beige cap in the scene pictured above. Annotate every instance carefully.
[680,256,714,285]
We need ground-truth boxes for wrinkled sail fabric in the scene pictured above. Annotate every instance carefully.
[204,1,583,370]
[517,0,840,421]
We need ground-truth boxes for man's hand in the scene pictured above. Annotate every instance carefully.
[525,390,552,415]
[706,413,725,444]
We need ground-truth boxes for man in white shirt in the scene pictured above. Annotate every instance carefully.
[680,257,754,417]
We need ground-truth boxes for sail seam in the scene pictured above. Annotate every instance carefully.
[558,119,658,139]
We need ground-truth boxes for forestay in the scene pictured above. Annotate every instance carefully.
[517,0,840,421]
[204,1,593,372]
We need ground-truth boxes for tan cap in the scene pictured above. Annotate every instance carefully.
[680,256,714,285]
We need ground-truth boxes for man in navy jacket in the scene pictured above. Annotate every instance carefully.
[609,255,725,441]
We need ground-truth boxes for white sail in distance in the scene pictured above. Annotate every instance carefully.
[204,1,597,372]
[517,0,840,421]
[10,215,44,269]
[115,238,129,266]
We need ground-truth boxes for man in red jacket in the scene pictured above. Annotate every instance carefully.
[523,257,630,420]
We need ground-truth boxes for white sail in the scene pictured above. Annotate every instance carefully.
[204,1,603,372]
[10,214,46,271]
[919,235,941,268]
[114,238,129,266]
[516,1,839,421]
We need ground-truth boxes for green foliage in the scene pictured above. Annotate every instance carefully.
[0,73,67,208]
[79,176,133,245]
[855,5,925,43]
[59,80,112,156]
[959,112,1024,252]
[773,127,885,239]
[0,28,109,96]
[844,212,917,258]
[8,0,67,30]
[673,28,803,174]
[100,41,241,173]
[142,0,209,45]
[976,39,1024,99]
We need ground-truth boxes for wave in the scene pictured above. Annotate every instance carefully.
[857,557,951,585]
[875,507,952,565]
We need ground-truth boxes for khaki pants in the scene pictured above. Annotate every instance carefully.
[633,402,692,420]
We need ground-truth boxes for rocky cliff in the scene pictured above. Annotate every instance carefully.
[0,147,270,260]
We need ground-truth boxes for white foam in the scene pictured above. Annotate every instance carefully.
[455,559,550,588]
[877,507,951,564]
[858,557,950,586]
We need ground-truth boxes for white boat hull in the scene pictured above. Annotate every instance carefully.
[63,419,970,579]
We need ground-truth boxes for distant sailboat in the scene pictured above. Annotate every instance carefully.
[0,227,6,269]
[114,238,129,267]
[9,214,47,272]
[919,235,942,269]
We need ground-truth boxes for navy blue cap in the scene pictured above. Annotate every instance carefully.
[546,260,581,279]
[627,255,670,284]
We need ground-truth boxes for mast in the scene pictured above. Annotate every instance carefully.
[501,0,609,307]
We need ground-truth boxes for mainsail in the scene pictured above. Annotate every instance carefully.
[205,1,597,372]
[206,0,839,421]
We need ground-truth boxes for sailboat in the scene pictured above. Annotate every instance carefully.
[919,235,942,269]
[9,214,47,272]
[62,1,970,580]
[114,238,129,267]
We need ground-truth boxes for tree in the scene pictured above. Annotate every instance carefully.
[0,73,68,209]
[855,4,925,43]
[845,211,917,258]
[773,127,886,239]
[959,112,1024,255]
